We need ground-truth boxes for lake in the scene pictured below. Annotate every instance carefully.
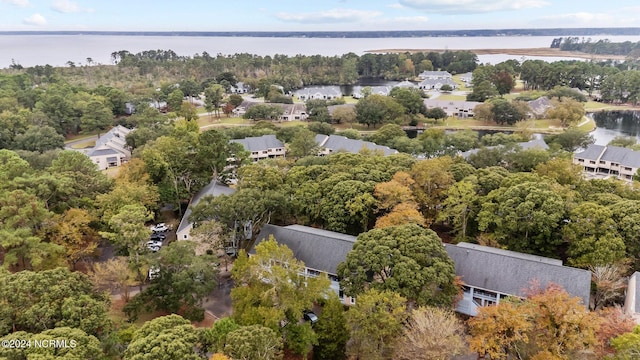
[2,34,640,68]
[590,111,640,145]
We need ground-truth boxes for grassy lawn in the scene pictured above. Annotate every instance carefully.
[436,93,466,101]
[64,132,100,144]
[197,115,252,128]
[577,116,596,132]
[102,167,120,178]
[70,140,96,149]
[451,75,472,92]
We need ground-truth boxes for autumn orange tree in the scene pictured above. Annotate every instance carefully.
[469,284,600,360]
[373,171,425,228]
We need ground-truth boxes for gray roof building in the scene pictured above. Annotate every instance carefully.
[230,134,285,153]
[176,180,236,240]
[574,145,640,181]
[445,242,592,307]
[252,224,357,275]
[315,134,398,156]
[418,70,453,80]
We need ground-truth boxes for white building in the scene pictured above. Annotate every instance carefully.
[230,134,286,161]
[86,125,132,169]
[574,145,640,182]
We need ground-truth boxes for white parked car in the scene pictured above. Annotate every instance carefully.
[150,223,169,232]
[148,267,160,280]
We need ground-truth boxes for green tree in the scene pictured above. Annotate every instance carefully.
[81,99,113,132]
[467,80,498,102]
[389,87,426,115]
[564,202,626,268]
[167,89,184,112]
[425,107,447,122]
[205,84,225,118]
[438,179,479,240]
[130,241,218,321]
[331,105,357,125]
[410,156,455,224]
[313,295,349,360]
[477,179,565,257]
[13,125,64,153]
[346,289,408,360]
[355,94,404,128]
[546,127,595,151]
[244,104,284,121]
[368,123,407,146]
[546,97,586,127]
[228,94,244,107]
[100,204,153,286]
[338,224,458,307]
[490,98,526,125]
[0,327,104,359]
[202,317,241,353]
[611,325,640,360]
[124,314,201,360]
[224,325,283,360]
[289,128,319,158]
[231,237,330,331]
[0,267,111,336]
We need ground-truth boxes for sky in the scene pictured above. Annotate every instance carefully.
[0,0,639,32]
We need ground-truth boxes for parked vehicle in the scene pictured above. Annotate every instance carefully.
[149,233,166,241]
[303,311,318,324]
[148,267,160,280]
[150,223,169,232]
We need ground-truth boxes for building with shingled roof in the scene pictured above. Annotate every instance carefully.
[252,224,357,305]
[573,144,640,182]
[86,125,132,169]
[445,242,592,316]
[230,134,286,161]
[315,134,398,156]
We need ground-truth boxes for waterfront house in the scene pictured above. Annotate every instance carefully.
[87,125,132,169]
[315,134,398,156]
[418,78,459,91]
[418,70,453,80]
[573,144,640,182]
[424,99,480,118]
[230,134,286,161]
[251,224,357,305]
[445,242,592,316]
[294,86,342,101]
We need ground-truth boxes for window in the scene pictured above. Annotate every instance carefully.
[183,234,187,239]
[599,160,606,164]
[578,159,584,163]
[625,167,633,171]
[589,161,596,164]
[350,297,356,304]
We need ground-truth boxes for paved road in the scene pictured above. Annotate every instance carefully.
[202,267,234,320]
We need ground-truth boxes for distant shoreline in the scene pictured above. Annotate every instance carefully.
[365,47,627,60]
[1,28,640,38]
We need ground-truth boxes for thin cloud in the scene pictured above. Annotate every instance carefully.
[276,8,383,24]
[399,0,550,14]
[23,13,46,26]
[51,0,93,13]
[2,0,29,7]
[387,3,405,9]
[539,12,613,24]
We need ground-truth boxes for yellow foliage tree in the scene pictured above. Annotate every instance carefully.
[469,284,600,360]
